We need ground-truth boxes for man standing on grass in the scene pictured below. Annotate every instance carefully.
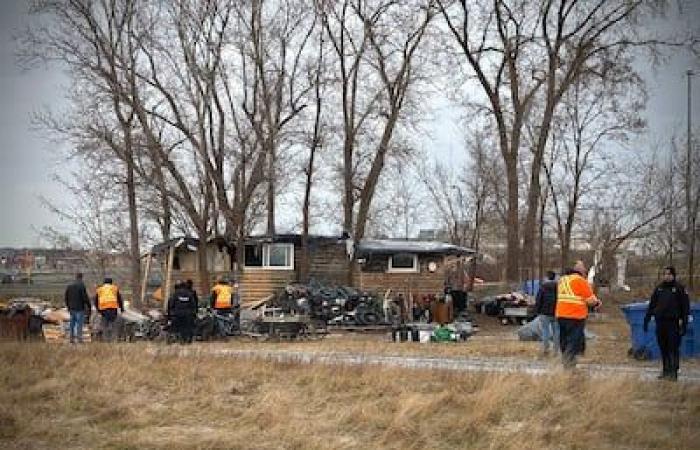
[535,270,559,356]
[94,277,124,342]
[64,273,91,344]
[555,261,601,369]
[168,281,198,344]
[643,266,690,381]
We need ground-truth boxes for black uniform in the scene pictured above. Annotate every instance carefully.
[644,280,690,379]
[534,280,557,317]
[168,286,198,343]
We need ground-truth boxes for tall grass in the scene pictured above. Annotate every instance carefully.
[1,343,698,449]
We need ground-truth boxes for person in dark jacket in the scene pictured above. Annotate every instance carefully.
[644,266,690,381]
[64,273,91,344]
[535,271,559,356]
[168,281,197,344]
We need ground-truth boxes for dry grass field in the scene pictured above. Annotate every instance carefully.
[1,286,698,449]
[1,342,699,450]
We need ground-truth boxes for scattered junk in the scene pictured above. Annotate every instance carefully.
[0,299,47,341]
[392,320,474,343]
[238,292,327,341]
[473,291,535,325]
[516,315,545,341]
[389,288,476,343]
[257,280,387,329]
[516,314,597,342]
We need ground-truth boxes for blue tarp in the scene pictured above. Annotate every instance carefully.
[521,279,541,297]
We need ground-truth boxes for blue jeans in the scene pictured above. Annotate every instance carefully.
[538,315,559,353]
[69,310,85,343]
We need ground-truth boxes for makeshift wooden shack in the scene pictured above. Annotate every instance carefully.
[354,239,476,300]
[144,235,474,305]
[144,235,349,303]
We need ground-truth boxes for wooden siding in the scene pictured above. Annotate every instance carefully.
[238,269,296,303]
[166,269,295,303]
[356,254,449,299]
[159,240,457,304]
[303,241,348,285]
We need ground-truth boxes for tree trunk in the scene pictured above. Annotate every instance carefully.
[538,193,546,280]
[125,152,141,308]
[266,140,276,236]
[197,235,210,297]
[505,158,519,282]
[301,150,316,283]
[560,224,572,273]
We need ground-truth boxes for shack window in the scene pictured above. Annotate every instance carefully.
[244,245,263,267]
[244,243,293,270]
[388,253,418,272]
[268,244,293,268]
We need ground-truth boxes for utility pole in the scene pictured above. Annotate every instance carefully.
[669,134,674,267]
[687,69,695,290]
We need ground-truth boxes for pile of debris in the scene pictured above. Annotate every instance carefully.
[257,280,386,328]
[472,291,535,325]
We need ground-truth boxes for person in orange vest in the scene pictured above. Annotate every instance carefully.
[210,278,235,312]
[94,277,124,342]
[210,278,238,337]
[555,260,601,368]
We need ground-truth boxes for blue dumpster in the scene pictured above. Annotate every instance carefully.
[621,301,700,360]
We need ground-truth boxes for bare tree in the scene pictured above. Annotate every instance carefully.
[542,70,646,271]
[21,0,149,304]
[299,21,327,282]
[318,0,435,280]
[437,0,678,281]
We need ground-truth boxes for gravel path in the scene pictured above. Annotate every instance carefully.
[149,346,700,383]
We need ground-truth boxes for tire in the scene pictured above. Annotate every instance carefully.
[356,309,380,325]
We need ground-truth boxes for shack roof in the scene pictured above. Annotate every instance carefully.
[356,239,475,256]
[148,235,474,257]
[148,234,347,256]
[148,236,228,255]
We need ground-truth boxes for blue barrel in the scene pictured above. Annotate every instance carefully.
[621,301,699,360]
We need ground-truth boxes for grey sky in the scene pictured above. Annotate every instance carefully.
[0,1,698,247]
[0,0,71,248]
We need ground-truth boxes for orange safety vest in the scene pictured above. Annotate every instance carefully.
[212,284,233,309]
[96,284,119,310]
[555,274,596,320]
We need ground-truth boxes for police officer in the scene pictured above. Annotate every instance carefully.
[167,281,197,344]
[644,266,690,381]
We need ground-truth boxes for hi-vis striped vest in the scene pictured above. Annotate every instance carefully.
[555,274,594,320]
[212,284,233,309]
[96,284,119,310]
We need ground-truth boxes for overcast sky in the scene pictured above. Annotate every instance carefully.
[0,0,698,248]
